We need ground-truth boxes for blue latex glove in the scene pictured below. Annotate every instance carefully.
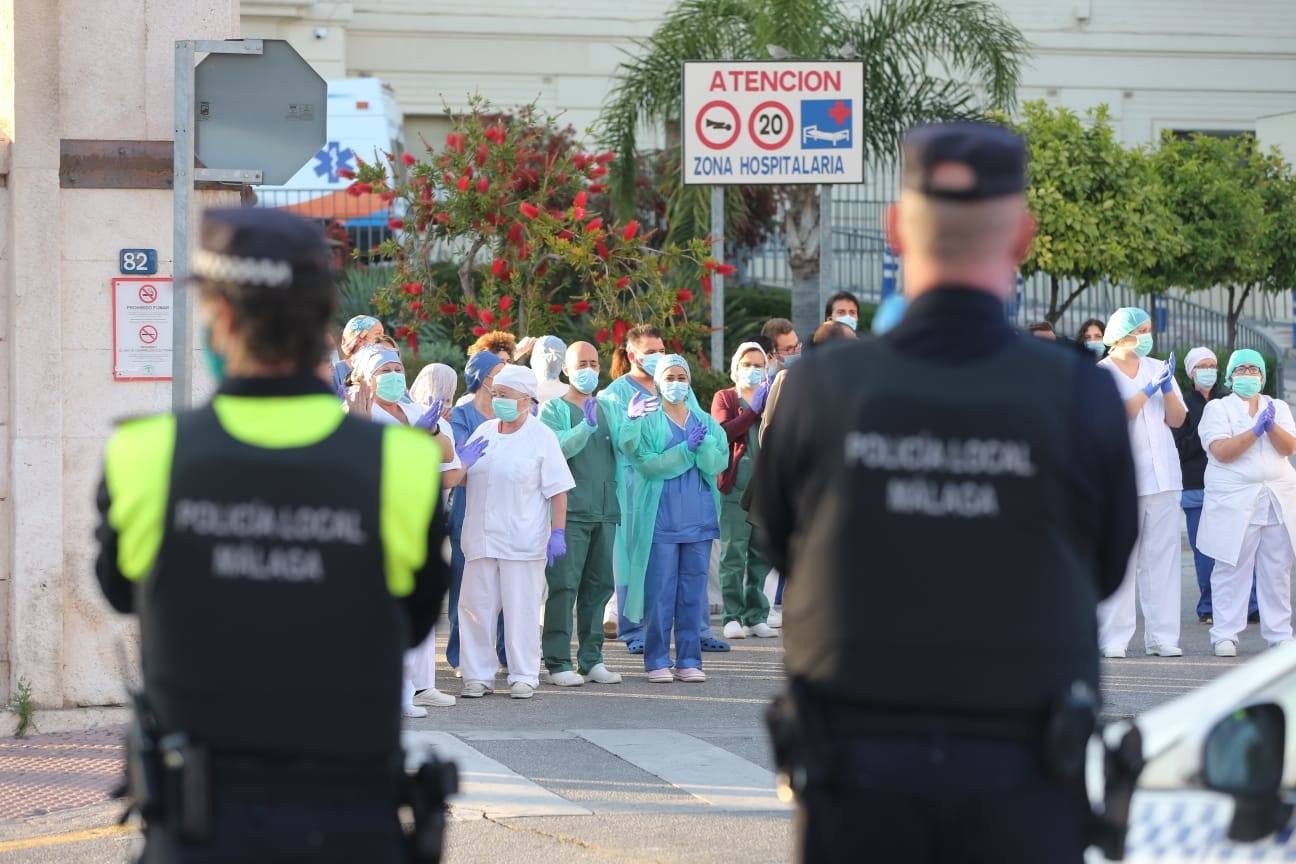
[750,379,772,414]
[1252,402,1276,438]
[546,528,567,567]
[686,420,707,452]
[582,398,599,428]
[458,437,489,469]
[1142,362,1171,398]
[627,391,660,419]
[1159,353,1177,394]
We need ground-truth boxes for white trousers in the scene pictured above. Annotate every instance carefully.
[460,557,544,687]
[1209,522,1294,645]
[1098,490,1182,652]
[405,626,438,695]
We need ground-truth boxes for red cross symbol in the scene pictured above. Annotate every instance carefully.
[827,100,851,126]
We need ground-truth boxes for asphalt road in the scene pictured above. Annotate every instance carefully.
[0,542,1283,863]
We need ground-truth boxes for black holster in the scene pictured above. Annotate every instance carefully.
[765,678,833,802]
[120,693,212,843]
[402,757,459,864]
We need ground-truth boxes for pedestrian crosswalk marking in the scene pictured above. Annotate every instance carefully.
[573,729,790,812]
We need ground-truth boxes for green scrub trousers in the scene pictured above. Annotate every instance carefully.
[543,519,616,674]
[719,440,770,627]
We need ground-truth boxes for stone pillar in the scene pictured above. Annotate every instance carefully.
[1,0,239,708]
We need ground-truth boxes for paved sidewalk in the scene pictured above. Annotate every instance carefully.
[0,728,124,822]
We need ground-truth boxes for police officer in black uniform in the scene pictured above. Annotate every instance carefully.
[755,123,1139,863]
[95,208,450,862]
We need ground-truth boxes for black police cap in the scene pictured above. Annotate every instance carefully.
[901,121,1026,202]
[192,208,331,293]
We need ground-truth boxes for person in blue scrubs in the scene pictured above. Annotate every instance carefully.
[447,348,509,674]
[620,355,728,682]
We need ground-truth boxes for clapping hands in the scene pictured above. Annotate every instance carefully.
[1252,401,1277,438]
[750,379,772,414]
[582,398,599,428]
[685,420,707,452]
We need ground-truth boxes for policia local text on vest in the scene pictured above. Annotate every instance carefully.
[93,208,453,863]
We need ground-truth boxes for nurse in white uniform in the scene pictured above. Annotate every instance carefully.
[1197,349,1296,657]
[458,365,575,699]
[1096,307,1187,658]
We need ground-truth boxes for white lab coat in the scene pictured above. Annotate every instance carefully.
[1098,355,1184,496]
[461,416,574,562]
[1197,394,1296,567]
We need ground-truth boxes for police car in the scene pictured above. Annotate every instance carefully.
[1089,642,1296,861]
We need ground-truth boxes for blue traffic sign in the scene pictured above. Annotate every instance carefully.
[119,249,158,275]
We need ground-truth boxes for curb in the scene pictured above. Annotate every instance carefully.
[0,708,129,739]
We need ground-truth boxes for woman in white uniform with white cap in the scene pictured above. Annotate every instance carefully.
[1096,307,1186,658]
[1197,349,1296,656]
[458,364,575,699]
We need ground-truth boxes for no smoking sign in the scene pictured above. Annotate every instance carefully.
[138,284,158,304]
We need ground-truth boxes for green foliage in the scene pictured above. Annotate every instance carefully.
[7,677,34,738]
[1012,102,1182,322]
[689,365,736,412]
[722,285,792,357]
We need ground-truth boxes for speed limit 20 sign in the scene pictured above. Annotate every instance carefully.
[682,60,865,185]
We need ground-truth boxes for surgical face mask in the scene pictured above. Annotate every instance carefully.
[781,353,801,370]
[492,396,522,421]
[740,367,765,388]
[660,381,690,404]
[1193,368,1218,389]
[833,314,858,332]
[375,371,407,402]
[200,326,226,382]
[1231,375,1262,398]
[1084,340,1106,356]
[571,368,599,394]
[1133,333,1154,357]
[637,352,662,377]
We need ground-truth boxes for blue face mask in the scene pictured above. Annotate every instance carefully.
[492,396,521,421]
[781,353,800,370]
[1193,369,1218,390]
[741,367,765,388]
[1084,340,1106,356]
[1231,375,1262,398]
[638,352,661,377]
[375,371,407,402]
[833,314,858,332]
[1134,333,1154,357]
[200,327,226,382]
[571,368,599,394]
[661,381,690,404]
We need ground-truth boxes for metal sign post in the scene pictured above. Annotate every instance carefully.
[710,187,725,370]
[818,184,833,323]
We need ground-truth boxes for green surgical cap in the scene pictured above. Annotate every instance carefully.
[1103,307,1151,346]
[1226,348,1266,383]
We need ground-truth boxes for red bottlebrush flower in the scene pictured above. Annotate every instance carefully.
[556,229,575,241]
[442,172,455,186]
[622,219,640,240]
[435,211,451,225]
[549,303,565,313]
[571,206,586,221]
[402,282,423,296]
[507,222,524,245]
[499,316,513,329]
[406,332,419,351]
[519,202,541,220]
[700,275,713,294]
[672,305,684,316]
[439,303,458,316]
[338,167,356,179]
[498,295,513,311]
[400,152,416,166]
[574,190,588,207]
[589,165,608,179]
[596,151,616,164]
[416,221,428,232]
[471,325,488,336]
[584,217,603,234]
[419,311,430,321]
[476,176,490,194]
[573,153,589,169]
[595,327,610,343]
[490,259,509,278]
[388,218,405,230]
[536,262,549,278]
[569,300,591,314]
[595,240,609,259]
[479,309,495,325]
[676,289,694,303]
[465,303,479,320]
[407,300,423,311]
[613,319,629,344]
[703,260,718,271]
[380,189,398,203]
[614,276,630,291]
[485,125,506,145]
[347,181,372,197]
[446,133,464,153]
[588,183,607,194]
[393,326,411,338]
[456,175,471,192]
[518,242,531,259]
[716,263,737,276]
[476,143,490,166]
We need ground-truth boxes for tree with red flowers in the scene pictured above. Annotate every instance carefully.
[349,96,722,360]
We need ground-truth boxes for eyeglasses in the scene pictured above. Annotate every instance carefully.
[1233,365,1262,376]
[774,343,802,356]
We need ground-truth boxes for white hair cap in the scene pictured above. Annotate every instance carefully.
[492,364,539,399]
[529,335,566,382]
[1184,347,1216,377]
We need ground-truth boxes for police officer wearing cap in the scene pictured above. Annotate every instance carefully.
[755,123,1139,862]
[94,208,450,862]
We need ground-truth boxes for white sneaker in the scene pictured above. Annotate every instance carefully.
[747,622,779,638]
[1269,639,1294,649]
[1144,644,1183,657]
[413,688,456,708]
[461,681,493,698]
[583,663,622,684]
[542,670,584,687]
[452,667,462,679]
[1101,646,1127,659]
[766,608,783,629]
[510,682,535,699]
[722,621,746,640]
[401,704,428,719]
[1214,640,1238,657]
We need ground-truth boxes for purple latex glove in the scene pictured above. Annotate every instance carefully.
[1159,352,1177,394]
[413,402,442,431]
[546,528,567,567]
[1252,402,1276,438]
[750,379,772,414]
[686,420,707,452]
[457,437,489,469]
[627,391,660,420]
[582,398,599,428]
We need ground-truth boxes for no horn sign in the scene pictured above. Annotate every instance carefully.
[682,60,865,185]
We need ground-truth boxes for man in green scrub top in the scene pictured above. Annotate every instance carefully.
[539,341,624,686]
